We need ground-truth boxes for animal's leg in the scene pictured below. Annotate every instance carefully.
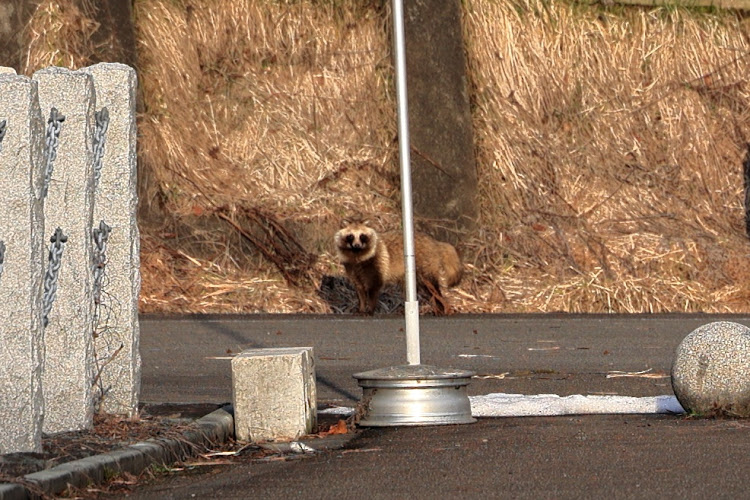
[423,279,453,316]
[365,283,382,315]
[355,285,371,315]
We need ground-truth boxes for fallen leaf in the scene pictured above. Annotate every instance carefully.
[320,419,349,436]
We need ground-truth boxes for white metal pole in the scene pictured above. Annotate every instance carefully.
[391,0,420,365]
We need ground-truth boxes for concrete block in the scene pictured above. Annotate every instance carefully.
[232,347,317,442]
[672,321,750,417]
[0,67,17,75]
[0,73,46,453]
[82,63,141,416]
[33,66,96,434]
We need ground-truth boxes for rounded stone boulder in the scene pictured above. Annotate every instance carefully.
[671,321,750,417]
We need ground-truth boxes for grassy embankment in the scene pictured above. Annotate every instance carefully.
[22,0,750,314]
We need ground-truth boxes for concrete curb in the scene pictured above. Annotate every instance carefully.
[0,406,234,500]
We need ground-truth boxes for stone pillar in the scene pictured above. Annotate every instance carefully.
[403,0,478,242]
[232,348,317,442]
[0,71,46,453]
[33,67,96,434]
[83,63,141,416]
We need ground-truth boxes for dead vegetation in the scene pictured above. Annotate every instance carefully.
[133,0,399,313]
[18,0,750,313]
[0,411,195,480]
[22,0,100,71]
[463,0,750,312]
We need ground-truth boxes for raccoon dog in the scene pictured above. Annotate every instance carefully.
[334,220,462,315]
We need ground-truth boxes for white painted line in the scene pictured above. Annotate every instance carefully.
[470,393,685,417]
[319,394,685,418]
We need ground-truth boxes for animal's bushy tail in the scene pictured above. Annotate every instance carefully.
[439,242,463,287]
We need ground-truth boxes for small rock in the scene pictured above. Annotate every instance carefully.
[671,321,750,417]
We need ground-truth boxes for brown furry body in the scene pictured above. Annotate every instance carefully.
[335,222,462,315]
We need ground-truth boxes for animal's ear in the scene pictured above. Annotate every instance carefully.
[341,216,367,227]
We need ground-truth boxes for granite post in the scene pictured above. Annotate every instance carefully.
[83,63,141,417]
[0,69,46,453]
[33,67,96,434]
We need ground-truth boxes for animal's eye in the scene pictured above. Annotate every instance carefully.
[360,234,369,244]
[345,234,355,244]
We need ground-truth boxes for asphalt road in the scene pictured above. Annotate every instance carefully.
[128,314,750,499]
[140,314,748,405]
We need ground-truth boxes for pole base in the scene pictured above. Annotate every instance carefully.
[352,364,476,426]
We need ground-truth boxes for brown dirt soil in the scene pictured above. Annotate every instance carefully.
[17,0,750,314]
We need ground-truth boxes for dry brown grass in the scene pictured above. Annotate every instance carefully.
[19,0,750,314]
[135,0,397,215]
[132,0,401,313]
[22,0,99,72]
[463,0,750,313]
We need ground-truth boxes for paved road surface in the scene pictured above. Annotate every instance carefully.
[141,314,747,405]
[127,314,750,499]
